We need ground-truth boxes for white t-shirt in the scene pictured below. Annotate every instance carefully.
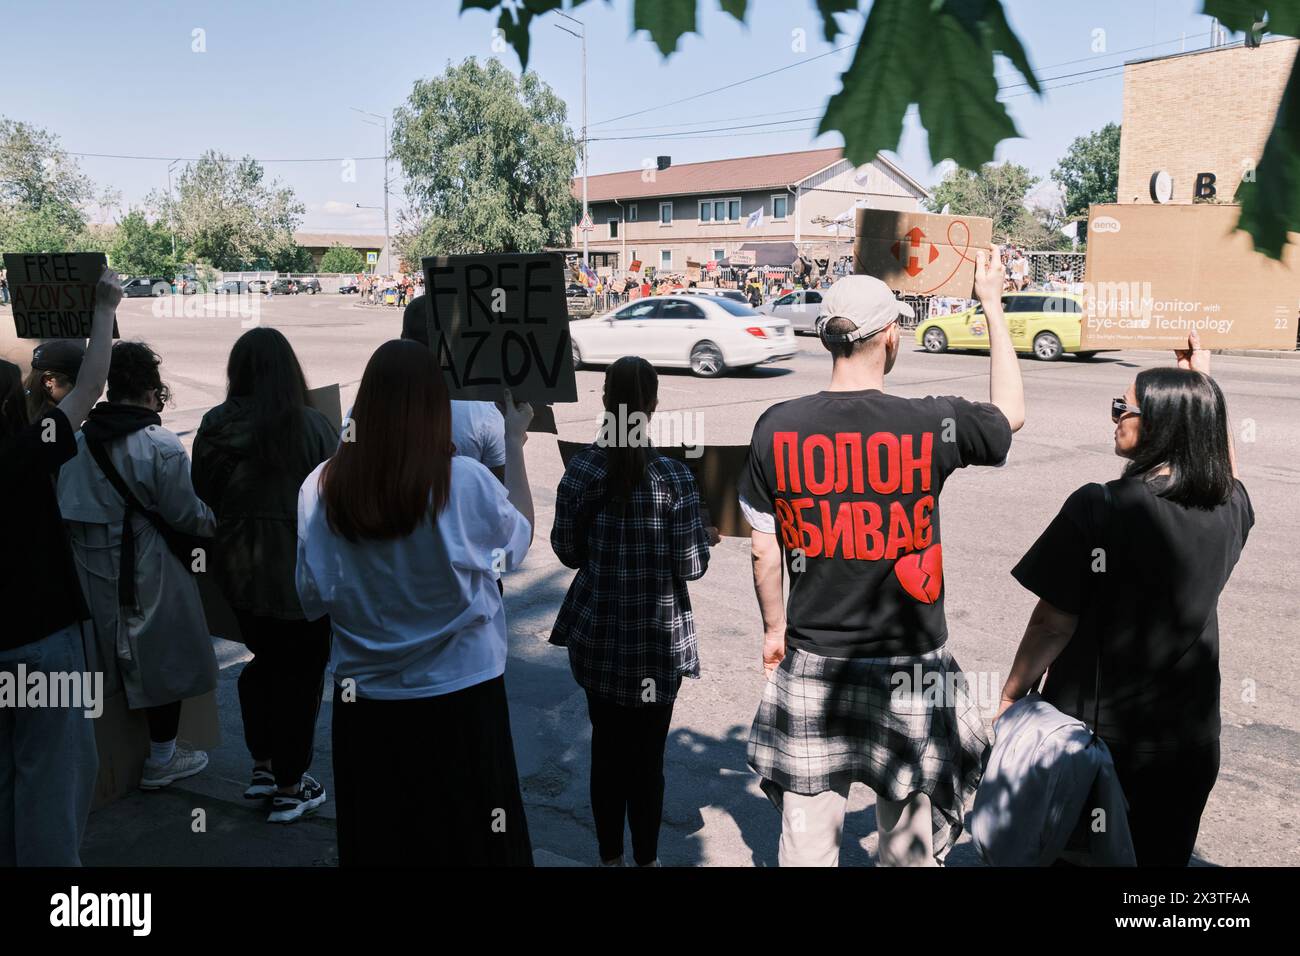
[343,400,505,469]
[296,456,531,699]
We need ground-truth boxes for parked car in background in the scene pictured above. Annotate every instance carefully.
[757,288,824,333]
[269,278,299,295]
[338,277,359,294]
[296,277,321,295]
[914,291,1101,362]
[176,276,202,295]
[121,277,171,298]
[570,294,796,378]
[247,279,271,295]
[214,280,248,295]
[680,287,750,305]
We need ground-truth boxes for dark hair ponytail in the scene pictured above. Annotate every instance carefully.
[1124,367,1234,509]
[601,356,658,500]
[225,327,310,472]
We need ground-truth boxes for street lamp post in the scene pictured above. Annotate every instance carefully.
[554,12,588,269]
[167,159,182,260]
[352,107,391,275]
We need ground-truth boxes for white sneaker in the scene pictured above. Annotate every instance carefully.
[140,747,209,790]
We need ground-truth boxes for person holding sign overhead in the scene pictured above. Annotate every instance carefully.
[25,339,85,423]
[296,340,536,866]
[0,266,120,865]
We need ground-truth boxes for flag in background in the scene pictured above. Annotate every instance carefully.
[746,208,764,229]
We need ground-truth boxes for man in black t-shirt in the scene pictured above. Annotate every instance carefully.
[739,257,1024,866]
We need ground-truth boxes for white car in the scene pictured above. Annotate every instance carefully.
[758,288,825,333]
[570,295,797,377]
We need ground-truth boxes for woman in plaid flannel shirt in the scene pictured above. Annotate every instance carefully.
[550,357,715,867]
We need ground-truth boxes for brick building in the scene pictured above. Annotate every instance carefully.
[1118,37,1298,205]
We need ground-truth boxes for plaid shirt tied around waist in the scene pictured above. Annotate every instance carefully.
[549,446,710,707]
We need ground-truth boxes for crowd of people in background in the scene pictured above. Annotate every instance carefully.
[356,272,420,306]
[0,252,1252,869]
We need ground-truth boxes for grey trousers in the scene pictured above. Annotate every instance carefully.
[777,784,938,867]
[0,622,100,866]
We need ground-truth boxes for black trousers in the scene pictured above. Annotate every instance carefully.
[585,691,676,866]
[331,675,533,867]
[235,611,331,789]
[1111,739,1220,866]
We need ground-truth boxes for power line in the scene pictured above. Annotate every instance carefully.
[65,151,388,163]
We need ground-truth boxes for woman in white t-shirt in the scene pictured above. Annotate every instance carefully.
[296,339,535,866]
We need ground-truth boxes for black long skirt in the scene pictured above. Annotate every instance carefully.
[332,675,533,866]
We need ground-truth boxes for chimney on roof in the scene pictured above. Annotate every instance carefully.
[656,156,671,171]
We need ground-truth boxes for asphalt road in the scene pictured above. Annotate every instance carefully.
[27,293,1296,867]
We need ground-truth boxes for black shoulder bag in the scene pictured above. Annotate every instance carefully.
[85,438,208,608]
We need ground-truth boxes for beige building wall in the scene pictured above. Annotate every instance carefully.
[1118,38,1297,204]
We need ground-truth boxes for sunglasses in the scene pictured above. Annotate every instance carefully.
[1111,397,1141,423]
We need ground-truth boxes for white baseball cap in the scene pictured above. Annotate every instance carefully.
[815,275,914,344]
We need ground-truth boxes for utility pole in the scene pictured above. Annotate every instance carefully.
[555,11,588,268]
[352,107,391,274]
[167,159,181,261]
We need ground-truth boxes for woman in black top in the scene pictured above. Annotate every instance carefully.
[192,328,339,823]
[999,334,1252,866]
[0,268,120,865]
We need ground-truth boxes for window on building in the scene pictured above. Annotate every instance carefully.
[713,200,726,221]
[699,201,712,222]
[772,194,789,219]
[659,202,673,225]
[660,249,672,270]
[728,199,741,221]
[609,219,619,239]
[627,204,638,222]
[712,248,725,262]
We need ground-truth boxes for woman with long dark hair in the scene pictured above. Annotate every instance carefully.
[998,333,1253,865]
[550,356,714,867]
[58,341,218,791]
[192,328,339,822]
[296,339,535,865]
[24,340,85,423]
[0,268,119,865]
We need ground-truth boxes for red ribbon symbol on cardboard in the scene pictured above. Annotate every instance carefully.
[917,220,977,296]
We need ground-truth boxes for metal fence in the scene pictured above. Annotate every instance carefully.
[1024,251,1086,283]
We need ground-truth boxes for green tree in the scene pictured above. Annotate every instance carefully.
[1051,123,1120,221]
[926,161,1047,245]
[108,210,177,277]
[467,0,1300,258]
[0,117,97,252]
[318,243,367,273]
[271,244,315,274]
[391,57,578,261]
[152,151,304,270]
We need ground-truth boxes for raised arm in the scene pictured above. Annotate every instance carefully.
[974,247,1025,433]
[58,267,121,428]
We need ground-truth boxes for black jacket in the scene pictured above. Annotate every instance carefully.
[192,399,338,619]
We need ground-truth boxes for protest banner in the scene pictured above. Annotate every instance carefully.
[854,208,992,298]
[422,252,578,404]
[3,252,120,339]
[1081,203,1300,351]
[686,260,702,284]
[729,250,756,266]
[558,440,753,537]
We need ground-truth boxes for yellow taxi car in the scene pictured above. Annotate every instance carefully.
[915,291,1100,361]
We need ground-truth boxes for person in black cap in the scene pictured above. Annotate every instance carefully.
[25,339,86,423]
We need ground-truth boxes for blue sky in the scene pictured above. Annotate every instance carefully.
[1,0,1225,232]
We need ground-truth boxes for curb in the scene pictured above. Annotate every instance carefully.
[1215,349,1300,360]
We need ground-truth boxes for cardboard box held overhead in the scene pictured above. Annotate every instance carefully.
[1082,203,1300,351]
[854,209,993,298]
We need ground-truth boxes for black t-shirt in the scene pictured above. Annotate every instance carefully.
[1012,476,1254,750]
[738,389,1012,657]
[0,407,90,651]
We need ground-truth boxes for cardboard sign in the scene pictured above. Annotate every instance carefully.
[422,253,578,404]
[729,250,756,266]
[3,252,121,339]
[306,382,343,431]
[854,208,992,298]
[558,440,753,538]
[1081,203,1300,351]
[628,259,642,273]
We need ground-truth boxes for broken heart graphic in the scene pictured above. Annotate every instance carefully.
[894,544,943,604]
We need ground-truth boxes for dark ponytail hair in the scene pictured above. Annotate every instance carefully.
[226,327,310,471]
[1124,367,1234,509]
[601,356,658,500]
